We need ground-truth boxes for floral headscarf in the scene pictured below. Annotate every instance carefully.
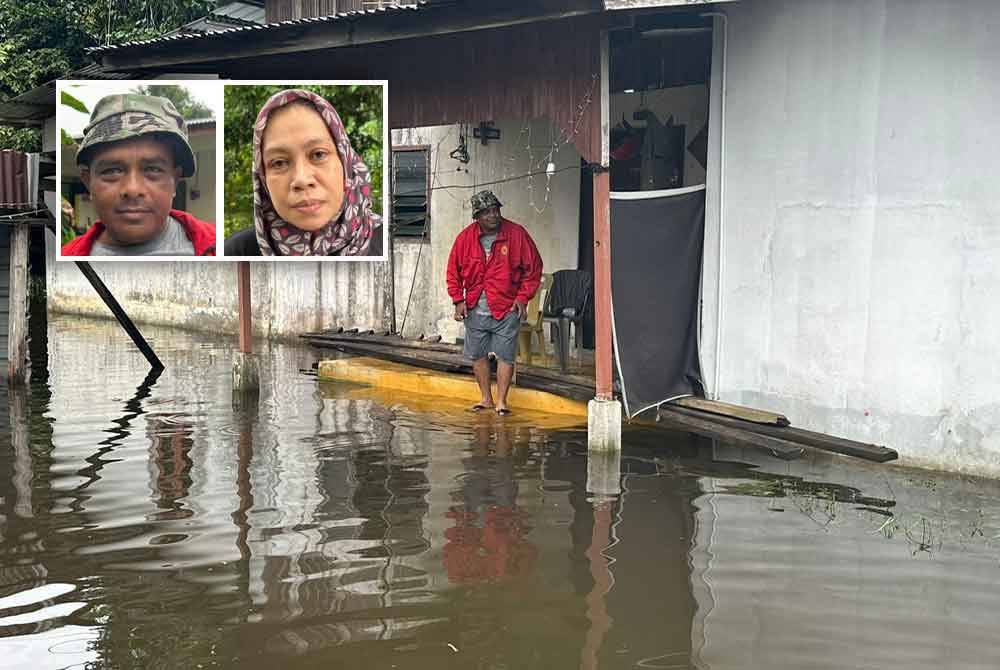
[252,89,380,256]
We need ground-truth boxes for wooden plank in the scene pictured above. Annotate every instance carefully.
[310,339,597,402]
[303,332,598,392]
[6,222,28,383]
[672,396,790,426]
[656,406,804,460]
[665,405,897,463]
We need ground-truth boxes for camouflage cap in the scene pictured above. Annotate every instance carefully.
[76,93,197,178]
[470,189,502,217]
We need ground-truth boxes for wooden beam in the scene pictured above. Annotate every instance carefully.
[98,5,606,71]
[656,406,805,460]
[667,404,897,463]
[7,222,29,384]
[238,262,252,354]
[672,396,790,426]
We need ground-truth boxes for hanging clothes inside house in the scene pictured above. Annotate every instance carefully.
[610,185,706,418]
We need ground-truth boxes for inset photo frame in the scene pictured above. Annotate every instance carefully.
[221,81,388,260]
[55,80,223,260]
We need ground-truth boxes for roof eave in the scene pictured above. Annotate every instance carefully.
[92,2,604,72]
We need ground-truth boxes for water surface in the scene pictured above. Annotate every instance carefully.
[1,310,999,669]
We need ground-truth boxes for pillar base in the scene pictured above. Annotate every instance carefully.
[232,352,260,392]
[587,398,622,453]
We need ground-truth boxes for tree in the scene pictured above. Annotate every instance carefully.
[0,0,216,150]
[133,84,214,120]
[223,85,384,238]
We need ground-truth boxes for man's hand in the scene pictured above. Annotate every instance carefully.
[454,302,468,321]
[512,301,527,322]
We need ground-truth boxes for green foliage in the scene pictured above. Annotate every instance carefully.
[223,85,384,239]
[0,126,41,152]
[132,84,214,120]
[0,0,215,98]
[60,90,88,114]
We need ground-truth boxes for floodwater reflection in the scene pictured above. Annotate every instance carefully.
[0,310,1000,668]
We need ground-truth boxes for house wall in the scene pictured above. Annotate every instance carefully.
[46,119,581,343]
[700,0,1000,474]
[185,130,216,224]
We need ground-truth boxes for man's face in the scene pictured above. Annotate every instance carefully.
[80,137,180,246]
[262,104,346,232]
[475,206,501,232]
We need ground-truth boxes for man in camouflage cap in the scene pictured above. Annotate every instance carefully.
[62,92,216,256]
[446,189,543,416]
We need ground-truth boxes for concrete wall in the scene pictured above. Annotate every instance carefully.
[185,129,216,223]
[700,0,1000,474]
[46,119,581,342]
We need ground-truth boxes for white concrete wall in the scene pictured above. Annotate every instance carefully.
[185,130,216,223]
[701,0,1000,474]
[46,233,396,340]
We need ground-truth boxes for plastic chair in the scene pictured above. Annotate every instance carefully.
[542,269,592,372]
[518,273,552,365]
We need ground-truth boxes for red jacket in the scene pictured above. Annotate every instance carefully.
[447,218,543,320]
[62,209,216,256]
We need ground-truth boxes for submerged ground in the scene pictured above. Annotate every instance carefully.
[0,309,999,669]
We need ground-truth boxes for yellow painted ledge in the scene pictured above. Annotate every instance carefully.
[318,356,588,418]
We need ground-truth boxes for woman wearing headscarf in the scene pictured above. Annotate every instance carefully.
[224,89,382,256]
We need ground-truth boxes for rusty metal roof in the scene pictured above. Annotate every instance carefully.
[88,1,429,55]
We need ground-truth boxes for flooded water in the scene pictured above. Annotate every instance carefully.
[1,306,1000,669]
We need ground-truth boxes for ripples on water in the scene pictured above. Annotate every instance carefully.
[0,310,999,669]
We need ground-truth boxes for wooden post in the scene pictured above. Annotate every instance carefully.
[238,261,252,354]
[593,171,612,400]
[233,261,259,393]
[7,222,29,385]
[587,30,622,453]
[384,150,397,334]
[593,30,613,402]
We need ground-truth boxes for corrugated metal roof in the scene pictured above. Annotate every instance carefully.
[216,0,266,24]
[0,84,54,126]
[88,1,428,55]
[68,63,152,80]
[166,1,267,36]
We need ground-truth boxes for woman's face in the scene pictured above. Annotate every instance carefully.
[261,103,346,232]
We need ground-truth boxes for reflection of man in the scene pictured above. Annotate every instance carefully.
[446,190,543,415]
[62,94,216,256]
[442,423,537,583]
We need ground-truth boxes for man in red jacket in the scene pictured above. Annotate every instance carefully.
[61,93,216,257]
[447,190,543,415]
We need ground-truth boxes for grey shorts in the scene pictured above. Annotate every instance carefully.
[463,310,520,364]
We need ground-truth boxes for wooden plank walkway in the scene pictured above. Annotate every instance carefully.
[302,330,898,463]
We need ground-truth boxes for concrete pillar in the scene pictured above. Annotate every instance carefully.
[232,352,260,393]
[588,397,622,452]
[586,447,621,499]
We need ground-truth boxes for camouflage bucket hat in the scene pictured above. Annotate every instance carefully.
[470,189,502,217]
[76,93,197,178]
